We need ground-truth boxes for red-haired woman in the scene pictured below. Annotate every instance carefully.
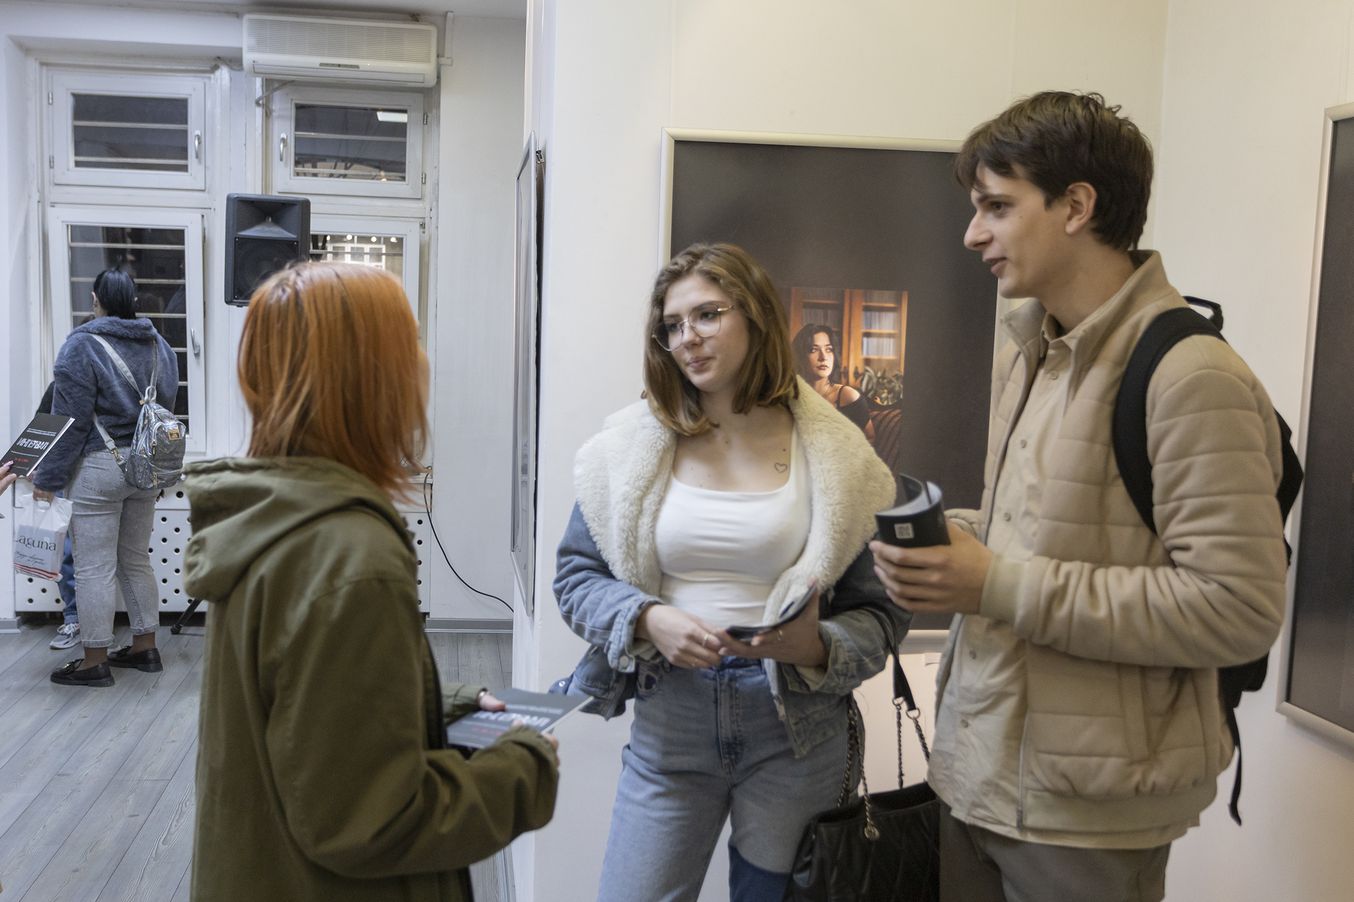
[184,262,559,902]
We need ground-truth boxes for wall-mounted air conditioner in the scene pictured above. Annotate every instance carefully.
[243,14,438,88]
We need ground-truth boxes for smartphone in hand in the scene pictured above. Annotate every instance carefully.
[726,581,818,640]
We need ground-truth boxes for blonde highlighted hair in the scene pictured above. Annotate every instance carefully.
[238,261,427,497]
[643,243,798,435]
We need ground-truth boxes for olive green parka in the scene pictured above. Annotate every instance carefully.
[184,457,557,902]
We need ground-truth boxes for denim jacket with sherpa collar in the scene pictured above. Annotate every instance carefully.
[552,378,912,758]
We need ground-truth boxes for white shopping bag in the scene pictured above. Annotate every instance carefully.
[11,481,72,581]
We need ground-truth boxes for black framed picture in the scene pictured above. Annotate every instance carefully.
[510,134,544,614]
[1278,104,1354,747]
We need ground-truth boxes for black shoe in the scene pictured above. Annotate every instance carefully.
[51,659,114,687]
[107,646,164,673]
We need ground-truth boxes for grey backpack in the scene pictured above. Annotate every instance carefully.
[90,334,187,490]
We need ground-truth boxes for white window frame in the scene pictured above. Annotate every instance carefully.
[49,70,207,192]
[45,206,207,455]
[272,86,425,201]
[309,214,423,324]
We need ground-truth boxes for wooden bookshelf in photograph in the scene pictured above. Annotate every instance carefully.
[789,287,908,389]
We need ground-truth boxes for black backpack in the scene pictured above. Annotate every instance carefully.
[1111,297,1303,826]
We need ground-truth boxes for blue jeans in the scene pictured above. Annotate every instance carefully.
[597,657,849,902]
[58,535,77,624]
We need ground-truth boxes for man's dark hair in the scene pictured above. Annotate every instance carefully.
[955,91,1153,251]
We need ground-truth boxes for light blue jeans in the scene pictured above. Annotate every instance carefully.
[597,657,849,902]
[68,450,161,649]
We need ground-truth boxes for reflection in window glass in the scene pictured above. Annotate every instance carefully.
[310,232,405,282]
[63,225,190,430]
[71,94,189,172]
[293,103,408,182]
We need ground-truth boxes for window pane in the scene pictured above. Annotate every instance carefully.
[310,232,405,282]
[293,103,408,182]
[174,384,190,424]
[62,224,190,425]
[71,94,189,173]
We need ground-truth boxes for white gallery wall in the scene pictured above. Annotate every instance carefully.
[431,14,528,624]
[1152,1,1354,899]
[518,1,1172,900]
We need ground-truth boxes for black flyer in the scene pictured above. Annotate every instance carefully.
[3,413,75,477]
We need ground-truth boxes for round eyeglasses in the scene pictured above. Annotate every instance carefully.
[652,303,733,352]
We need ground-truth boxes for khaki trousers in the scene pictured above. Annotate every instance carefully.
[939,803,1170,902]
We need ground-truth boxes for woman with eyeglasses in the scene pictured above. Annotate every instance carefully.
[791,323,875,442]
[553,243,909,901]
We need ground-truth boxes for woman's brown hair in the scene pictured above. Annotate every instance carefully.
[643,243,798,436]
[238,261,427,497]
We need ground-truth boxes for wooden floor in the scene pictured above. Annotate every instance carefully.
[0,617,513,901]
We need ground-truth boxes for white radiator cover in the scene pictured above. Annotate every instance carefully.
[14,487,433,615]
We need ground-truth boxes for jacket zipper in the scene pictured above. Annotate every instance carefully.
[1017,718,1030,829]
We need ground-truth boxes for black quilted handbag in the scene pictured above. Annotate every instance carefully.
[785,651,941,902]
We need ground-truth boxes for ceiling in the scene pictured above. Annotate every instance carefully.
[105,1,528,19]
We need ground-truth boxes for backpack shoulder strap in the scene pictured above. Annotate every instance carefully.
[1111,305,1225,533]
[90,331,159,403]
[89,334,143,392]
[1111,299,1273,828]
[1274,412,1304,534]
[87,333,159,468]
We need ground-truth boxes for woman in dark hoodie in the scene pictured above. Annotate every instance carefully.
[34,269,178,687]
[182,261,558,902]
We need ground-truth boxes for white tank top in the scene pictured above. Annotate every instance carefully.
[654,429,812,629]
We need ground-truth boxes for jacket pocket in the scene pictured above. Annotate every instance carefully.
[785,689,849,752]
[635,658,668,701]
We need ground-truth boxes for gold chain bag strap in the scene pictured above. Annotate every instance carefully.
[786,649,941,902]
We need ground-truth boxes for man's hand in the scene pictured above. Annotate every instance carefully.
[636,604,733,669]
[720,588,828,668]
[869,522,994,616]
[0,462,15,496]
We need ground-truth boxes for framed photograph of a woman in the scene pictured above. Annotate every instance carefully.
[661,130,996,632]
[661,129,994,519]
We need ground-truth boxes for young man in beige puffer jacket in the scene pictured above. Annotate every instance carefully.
[870,91,1288,902]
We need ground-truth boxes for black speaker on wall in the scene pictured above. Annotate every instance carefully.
[224,193,311,306]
